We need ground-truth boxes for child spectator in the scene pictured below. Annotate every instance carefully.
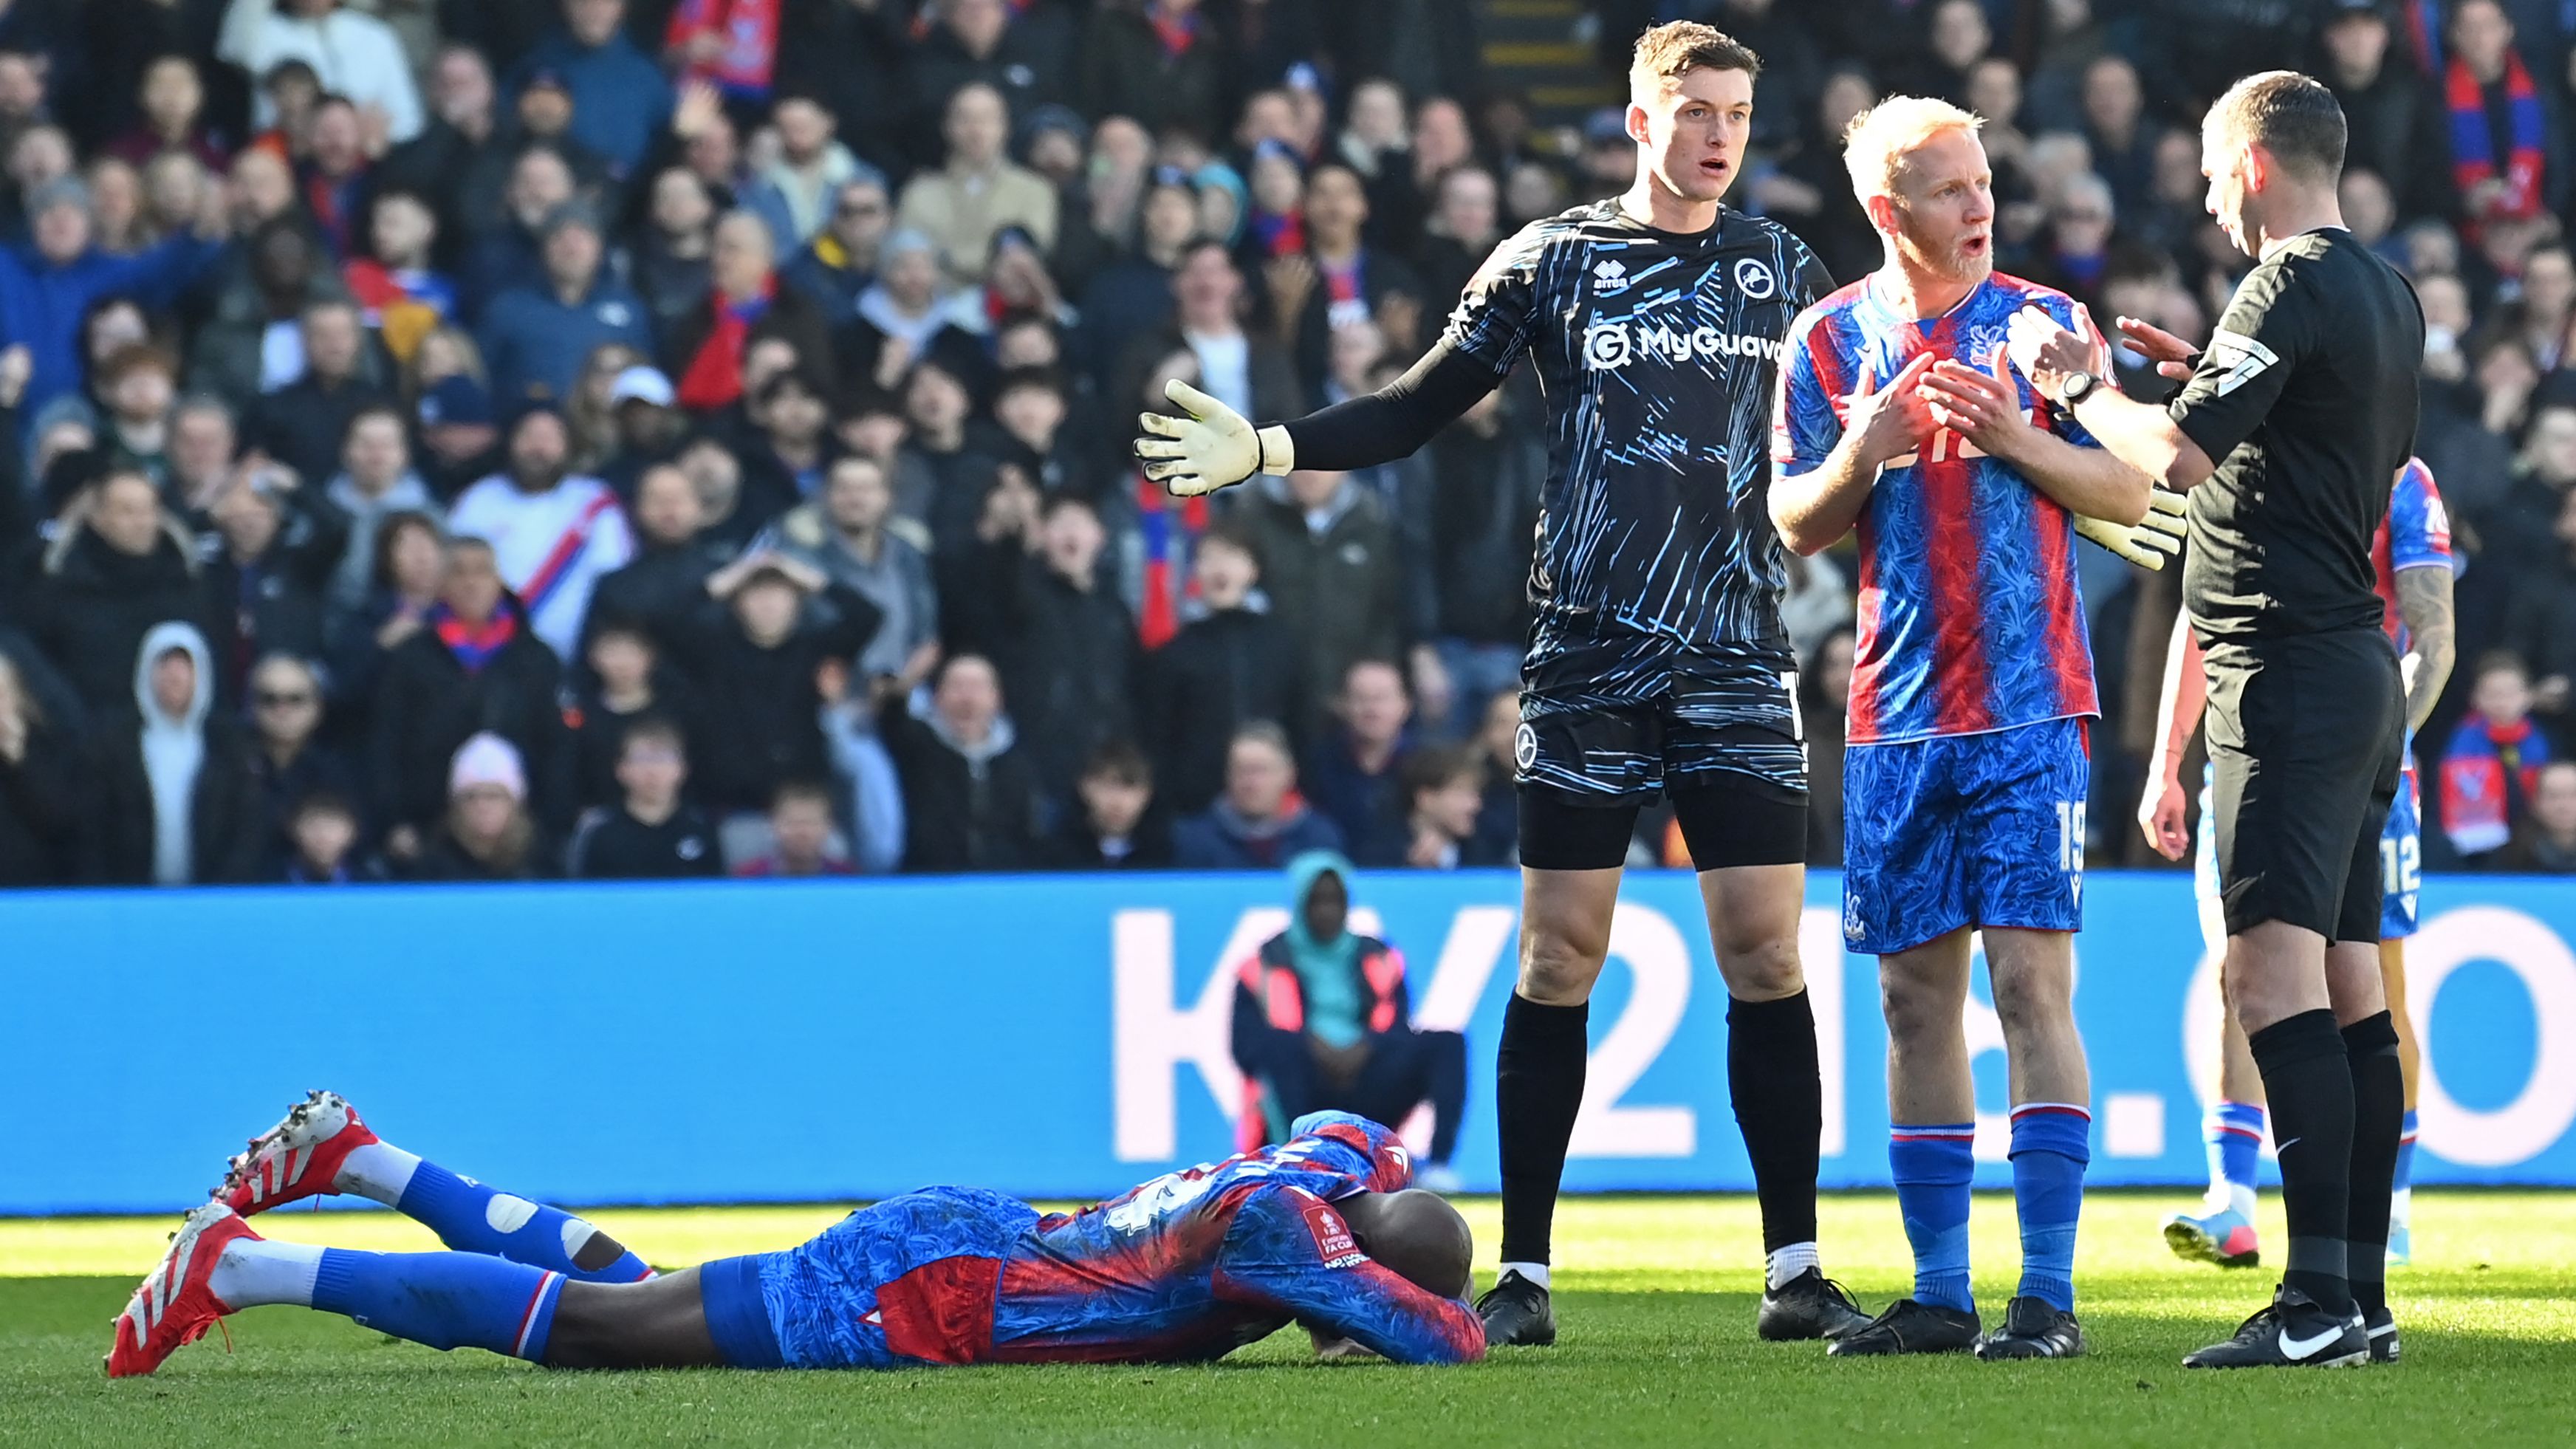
[567,616,704,815]
[732,779,855,877]
[1382,744,1499,870]
[281,790,386,883]
[1137,524,1299,815]
[1045,739,1172,869]
[566,716,723,880]
[343,190,456,366]
[2442,651,2553,863]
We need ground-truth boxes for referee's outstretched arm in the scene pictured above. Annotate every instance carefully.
[2004,307,2219,492]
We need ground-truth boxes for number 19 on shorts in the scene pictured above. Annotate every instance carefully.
[2055,800,2088,885]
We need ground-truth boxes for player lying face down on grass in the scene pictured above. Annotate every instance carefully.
[109,1094,1482,1377]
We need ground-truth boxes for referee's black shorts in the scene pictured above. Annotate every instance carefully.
[2204,629,2405,942]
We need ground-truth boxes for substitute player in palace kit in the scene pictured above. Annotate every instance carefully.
[109,1093,1483,1377]
[1771,97,2163,1362]
[2146,458,2456,1278]
[2007,72,2423,1368]
[1134,21,1868,1349]
[1128,19,1854,1340]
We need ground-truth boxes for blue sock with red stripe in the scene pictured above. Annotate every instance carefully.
[395,1160,654,1283]
[1890,1124,1976,1315]
[2205,1101,2265,1220]
[311,1247,565,1362]
[2009,1104,2091,1312]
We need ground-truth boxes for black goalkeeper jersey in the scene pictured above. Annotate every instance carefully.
[1441,199,1832,683]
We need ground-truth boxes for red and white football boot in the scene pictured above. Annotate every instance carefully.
[217,1090,380,1214]
[105,1202,257,1377]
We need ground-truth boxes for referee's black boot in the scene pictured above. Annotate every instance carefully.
[1826,1298,1981,1356]
[2365,1305,2401,1363]
[1475,1269,1557,1347]
[1973,1295,2087,1360]
[2182,1287,2368,1368]
[1757,1267,1871,1341]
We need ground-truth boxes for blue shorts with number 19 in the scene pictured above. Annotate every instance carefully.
[1842,717,2089,956]
[2195,758,2420,939]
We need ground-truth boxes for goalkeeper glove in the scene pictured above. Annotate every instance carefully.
[1134,380,1295,497]
[2075,487,2186,569]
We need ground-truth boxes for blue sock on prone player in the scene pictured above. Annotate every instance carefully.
[208,1237,566,1362]
[396,1160,655,1282]
[337,1140,654,1283]
[2009,1104,2091,1312]
[316,1248,566,1360]
[1890,1124,1976,1315]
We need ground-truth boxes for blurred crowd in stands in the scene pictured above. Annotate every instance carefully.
[0,0,2572,886]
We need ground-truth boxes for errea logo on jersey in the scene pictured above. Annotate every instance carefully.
[1584,322,1789,370]
[1592,259,1631,295]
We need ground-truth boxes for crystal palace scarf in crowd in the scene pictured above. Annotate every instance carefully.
[676,277,776,412]
[432,600,522,674]
[2447,49,2546,227]
[1148,2,1202,58]
[1132,473,1208,649]
[665,0,778,99]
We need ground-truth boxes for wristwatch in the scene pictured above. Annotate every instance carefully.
[2055,371,2101,407]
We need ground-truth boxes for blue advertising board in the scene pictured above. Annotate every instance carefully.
[3,871,2572,1214]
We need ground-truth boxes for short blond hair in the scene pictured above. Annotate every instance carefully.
[1841,95,1984,202]
[1628,21,1761,102]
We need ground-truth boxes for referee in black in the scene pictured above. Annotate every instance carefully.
[2007,71,2419,1368]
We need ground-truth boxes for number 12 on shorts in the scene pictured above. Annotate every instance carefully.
[2381,835,2420,897]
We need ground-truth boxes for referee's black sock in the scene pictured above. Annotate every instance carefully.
[2343,1010,2405,1318]
[1727,990,1822,1256]
[1496,992,1589,1272]
[2249,1009,2357,1317]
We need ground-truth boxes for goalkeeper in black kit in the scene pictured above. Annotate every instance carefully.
[1139,24,2185,1351]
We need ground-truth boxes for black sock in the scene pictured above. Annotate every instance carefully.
[2343,1011,2404,1318]
[2248,1009,2357,1317]
[1727,990,1823,1253]
[1496,992,1589,1269]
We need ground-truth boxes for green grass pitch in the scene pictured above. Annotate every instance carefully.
[7,1191,2573,1446]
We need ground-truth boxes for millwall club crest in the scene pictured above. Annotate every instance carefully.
[1733,257,1777,300]
[1592,258,1631,296]
[1514,723,1538,774]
